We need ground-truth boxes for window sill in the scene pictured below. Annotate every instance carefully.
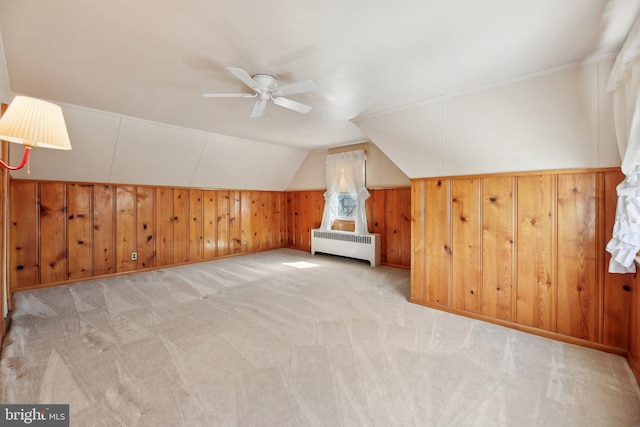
[332,219,355,232]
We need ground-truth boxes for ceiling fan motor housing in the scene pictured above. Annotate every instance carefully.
[252,74,278,92]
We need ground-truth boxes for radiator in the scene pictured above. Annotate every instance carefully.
[311,229,381,267]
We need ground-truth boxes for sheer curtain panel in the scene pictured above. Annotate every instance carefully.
[606,16,640,273]
[320,150,370,235]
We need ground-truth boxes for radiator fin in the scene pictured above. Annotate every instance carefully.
[312,230,371,244]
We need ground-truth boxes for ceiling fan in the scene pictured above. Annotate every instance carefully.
[203,67,317,118]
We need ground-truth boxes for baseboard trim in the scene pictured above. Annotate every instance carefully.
[627,351,640,385]
[9,248,282,295]
[408,298,628,357]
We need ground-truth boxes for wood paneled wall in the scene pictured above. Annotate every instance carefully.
[285,190,324,252]
[410,169,634,353]
[630,271,640,383]
[11,183,408,292]
[6,173,640,380]
[9,180,285,292]
[0,103,7,342]
[285,188,411,268]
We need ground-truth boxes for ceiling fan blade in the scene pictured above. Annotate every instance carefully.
[202,93,258,98]
[228,67,261,92]
[250,99,267,118]
[272,97,312,114]
[273,79,317,97]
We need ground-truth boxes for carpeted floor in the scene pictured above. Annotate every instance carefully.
[1,248,639,426]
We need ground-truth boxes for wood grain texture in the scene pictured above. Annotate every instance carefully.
[136,186,155,269]
[251,191,262,253]
[39,182,67,283]
[411,181,426,302]
[425,180,451,305]
[231,191,242,254]
[630,269,640,384]
[386,189,400,266]
[388,188,412,268]
[286,192,295,248]
[9,181,287,292]
[203,190,217,258]
[172,188,189,264]
[288,191,300,249]
[602,171,630,348]
[116,186,137,273]
[67,184,92,280]
[155,187,172,267]
[400,189,412,268]
[240,191,252,253]
[370,190,387,265]
[261,192,272,250]
[411,169,631,353]
[275,192,285,248]
[556,173,597,340]
[481,176,514,321]
[452,179,480,313]
[516,175,555,331]
[189,189,203,261]
[217,191,230,257]
[0,103,5,339]
[310,191,323,245]
[93,185,115,276]
[10,181,38,289]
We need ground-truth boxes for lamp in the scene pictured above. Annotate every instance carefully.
[0,96,72,171]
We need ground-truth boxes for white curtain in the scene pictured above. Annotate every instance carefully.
[320,149,370,235]
[606,16,640,273]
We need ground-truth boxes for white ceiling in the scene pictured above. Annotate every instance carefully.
[0,0,638,188]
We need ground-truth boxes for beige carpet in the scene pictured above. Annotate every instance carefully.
[1,248,639,426]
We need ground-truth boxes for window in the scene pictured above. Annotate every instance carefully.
[320,149,370,235]
[337,193,357,219]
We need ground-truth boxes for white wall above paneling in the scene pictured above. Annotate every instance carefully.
[190,135,267,190]
[108,118,207,187]
[10,103,308,191]
[10,106,120,183]
[244,145,308,191]
[598,59,621,166]
[361,143,411,188]
[286,142,410,190]
[440,62,600,175]
[351,103,443,179]
[190,134,306,191]
[0,34,9,104]
[353,58,621,179]
[286,151,326,190]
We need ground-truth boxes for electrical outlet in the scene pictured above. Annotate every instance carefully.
[242,239,248,244]
[131,252,138,260]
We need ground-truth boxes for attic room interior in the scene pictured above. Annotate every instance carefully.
[1,0,640,425]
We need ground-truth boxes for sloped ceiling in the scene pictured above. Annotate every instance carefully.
[0,0,638,188]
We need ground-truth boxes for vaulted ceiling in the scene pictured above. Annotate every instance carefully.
[0,0,637,188]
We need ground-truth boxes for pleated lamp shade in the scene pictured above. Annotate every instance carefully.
[0,96,71,150]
